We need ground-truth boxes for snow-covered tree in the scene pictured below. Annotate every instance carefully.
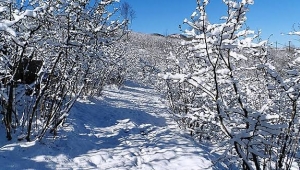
[160,0,300,169]
[0,0,127,141]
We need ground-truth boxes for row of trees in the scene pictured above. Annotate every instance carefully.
[2,0,300,169]
[159,0,300,169]
[0,0,129,141]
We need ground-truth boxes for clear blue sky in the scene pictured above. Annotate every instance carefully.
[121,0,300,47]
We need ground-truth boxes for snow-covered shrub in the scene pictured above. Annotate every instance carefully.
[123,32,179,91]
[160,0,300,169]
[0,0,127,141]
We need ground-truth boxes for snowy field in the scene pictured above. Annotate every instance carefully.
[0,81,217,169]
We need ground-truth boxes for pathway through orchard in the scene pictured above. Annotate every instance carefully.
[0,81,215,169]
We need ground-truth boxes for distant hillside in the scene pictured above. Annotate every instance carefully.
[167,34,191,41]
[131,32,191,41]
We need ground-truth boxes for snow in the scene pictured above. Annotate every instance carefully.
[100,0,114,5]
[288,31,300,36]
[0,23,16,36]
[191,12,197,18]
[0,81,214,169]
[230,51,247,60]
[0,6,8,12]
[242,0,254,5]
[294,57,300,64]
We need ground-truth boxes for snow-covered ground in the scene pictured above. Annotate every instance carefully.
[0,81,217,169]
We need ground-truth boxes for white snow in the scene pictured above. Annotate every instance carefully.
[191,11,197,18]
[230,51,247,60]
[0,23,16,36]
[288,31,300,36]
[0,81,214,169]
[0,6,8,13]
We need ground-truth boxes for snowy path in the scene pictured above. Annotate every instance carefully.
[0,82,214,169]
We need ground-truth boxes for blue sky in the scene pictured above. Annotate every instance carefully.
[122,0,300,47]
